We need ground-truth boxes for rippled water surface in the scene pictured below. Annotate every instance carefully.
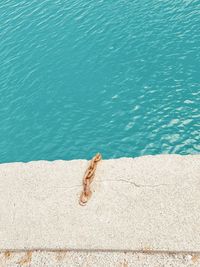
[0,0,200,163]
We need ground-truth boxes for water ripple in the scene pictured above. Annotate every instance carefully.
[0,0,200,163]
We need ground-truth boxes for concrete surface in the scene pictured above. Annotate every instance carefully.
[0,155,200,252]
[1,250,200,267]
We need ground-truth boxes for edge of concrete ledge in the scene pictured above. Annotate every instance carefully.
[1,250,200,267]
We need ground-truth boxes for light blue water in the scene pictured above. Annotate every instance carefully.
[0,0,200,163]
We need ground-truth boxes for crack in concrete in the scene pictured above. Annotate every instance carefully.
[97,179,171,188]
[61,179,172,191]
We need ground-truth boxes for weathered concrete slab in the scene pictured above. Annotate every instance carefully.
[0,155,200,251]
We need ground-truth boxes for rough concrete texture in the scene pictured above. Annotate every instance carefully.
[0,251,200,267]
[0,155,200,252]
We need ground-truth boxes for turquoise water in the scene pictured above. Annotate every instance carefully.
[0,0,200,163]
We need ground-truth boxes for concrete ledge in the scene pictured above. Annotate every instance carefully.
[1,251,200,267]
[0,155,200,252]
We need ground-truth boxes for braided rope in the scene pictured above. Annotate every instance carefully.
[79,153,102,206]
